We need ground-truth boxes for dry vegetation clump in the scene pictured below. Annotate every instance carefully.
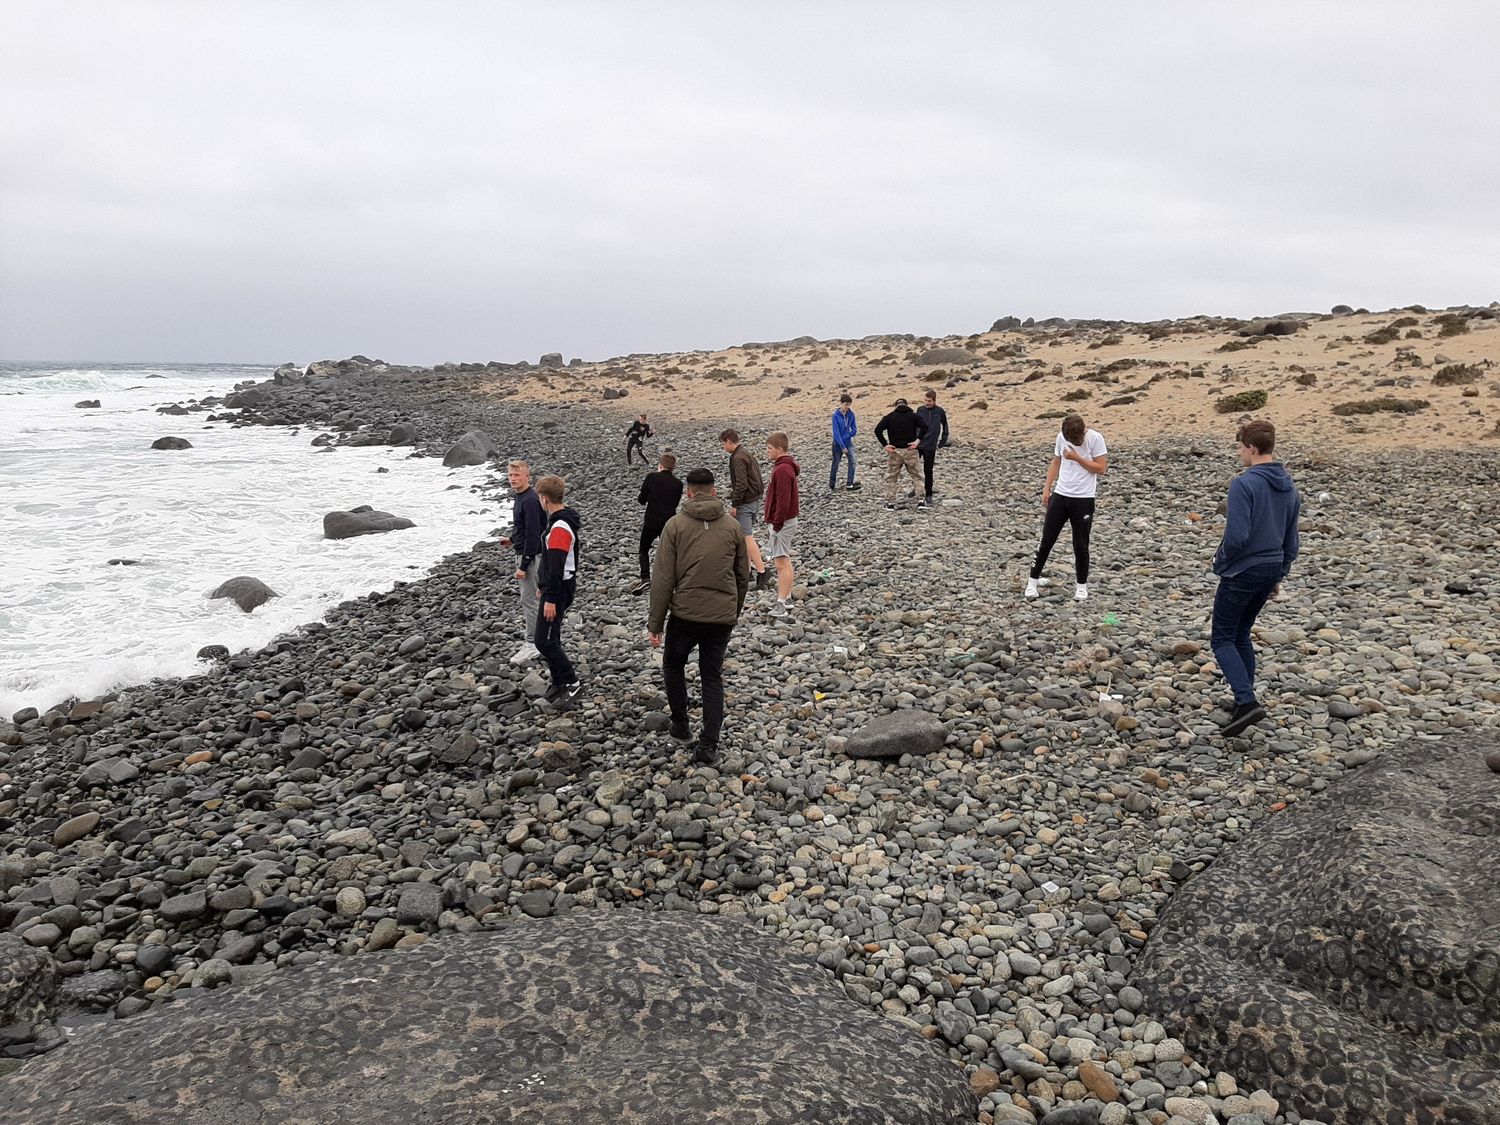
[1331,397,1431,416]
[1215,389,1268,414]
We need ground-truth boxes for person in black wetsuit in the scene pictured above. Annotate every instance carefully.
[625,414,653,465]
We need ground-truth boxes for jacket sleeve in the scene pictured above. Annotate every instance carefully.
[728,453,746,505]
[1214,478,1252,569]
[1282,490,1302,576]
[637,478,650,506]
[873,414,889,447]
[939,410,951,445]
[914,416,929,440]
[764,469,781,530]
[647,522,676,633]
[518,496,543,568]
[538,521,571,599]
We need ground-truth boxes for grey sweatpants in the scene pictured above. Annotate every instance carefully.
[518,559,539,643]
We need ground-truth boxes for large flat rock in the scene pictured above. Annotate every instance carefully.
[0,911,976,1125]
[1133,738,1500,1125]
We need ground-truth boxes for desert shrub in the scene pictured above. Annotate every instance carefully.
[1062,388,1092,401]
[1215,389,1269,414]
[1363,326,1401,345]
[1294,371,1318,386]
[1406,329,1423,338]
[969,400,989,410]
[1332,397,1430,416]
[1099,358,1139,374]
[1217,338,1255,353]
[1435,313,1471,337]
[1391,316,1419,328]
[1433,363,1482,386]
[1086,334,1123,350]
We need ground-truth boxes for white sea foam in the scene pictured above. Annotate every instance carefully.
[0,364,508,716]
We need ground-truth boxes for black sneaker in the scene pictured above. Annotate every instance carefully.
[630,578,650,595]
[1222,703,1266,738]
[885,502,895,510]
[755,569,772,591]
[849,481,862,491]
[692,739,719,765]
[669,719,691,741]
[564,680,582,700]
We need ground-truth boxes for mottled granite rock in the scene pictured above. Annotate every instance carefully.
[0,911,975,1124]
[1134,738,1500,1125]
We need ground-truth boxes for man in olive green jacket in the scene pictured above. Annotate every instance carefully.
[648,467,750,764]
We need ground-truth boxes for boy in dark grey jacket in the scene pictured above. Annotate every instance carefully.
[1211,419,1301,737]
[915,390,950,504]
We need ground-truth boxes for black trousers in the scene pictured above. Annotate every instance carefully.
[626,437,647,464]
[535,586,577,685]
[639,523,664,581]
[663,617,734,745]
[1031,494,1095,582]
[920,449,936,497]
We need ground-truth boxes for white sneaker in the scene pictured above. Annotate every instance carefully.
[510,642,540,665]
[1074,584,1089,601]
[1024,578,1039,599]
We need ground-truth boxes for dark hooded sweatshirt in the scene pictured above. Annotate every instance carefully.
[764,454,800,531]
[538,506,582,602]
[874,405,928,449]
[1213,462,1301,578]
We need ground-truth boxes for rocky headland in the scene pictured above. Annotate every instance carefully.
[3,311,1499,1124]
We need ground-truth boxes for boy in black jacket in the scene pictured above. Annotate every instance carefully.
[534,475,583,705]
[633,451,684,593]
[625,414,653,465]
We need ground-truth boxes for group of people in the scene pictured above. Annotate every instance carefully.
[499,398,1299,756]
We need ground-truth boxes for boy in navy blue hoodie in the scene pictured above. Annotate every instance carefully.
[1212,420,1300,736]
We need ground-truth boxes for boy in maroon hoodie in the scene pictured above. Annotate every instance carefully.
[763,431,800,618]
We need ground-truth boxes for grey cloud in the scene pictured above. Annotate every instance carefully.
[1,1,1496,364]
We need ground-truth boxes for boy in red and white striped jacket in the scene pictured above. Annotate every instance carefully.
[534,475,582,705]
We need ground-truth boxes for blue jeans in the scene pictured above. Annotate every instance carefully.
[830,442,856,488]
[1211,564,1281,706]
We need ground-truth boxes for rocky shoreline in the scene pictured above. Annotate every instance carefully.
[3,361,1498,1124]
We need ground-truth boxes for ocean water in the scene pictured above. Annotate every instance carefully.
[0,362,505,717]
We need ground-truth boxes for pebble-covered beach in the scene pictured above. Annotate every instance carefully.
[3,363,1498,1125]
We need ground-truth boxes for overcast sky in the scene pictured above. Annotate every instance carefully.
[2,2,1497,365]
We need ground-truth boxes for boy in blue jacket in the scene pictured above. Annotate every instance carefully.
[1212,420,1301,736]
[829,394,861,491]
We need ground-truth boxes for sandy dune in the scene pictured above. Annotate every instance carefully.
[497,305,1500,452]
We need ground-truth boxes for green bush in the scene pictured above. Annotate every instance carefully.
[1332,397,1431,416]
[1215,389,1269,414]
[1363,326,1401,345]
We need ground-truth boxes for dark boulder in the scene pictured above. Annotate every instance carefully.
[539,352,565,369]
[1134,738,1500,1125]
[913,347,982,366]
[441,430,499,467]
[845,710,948,759]
[73,399,100,409]
[0,934,58,1028]
[1236,318,1303,337]
[387,423,418,446]
[150,436,192,450]
[208,576,278,613]
[989,316,1022,332]
[0,912,975,1125]
[323,506,416,540]
[1331,304,1354,315]
[196,645,230,662]
[222,385,275,409]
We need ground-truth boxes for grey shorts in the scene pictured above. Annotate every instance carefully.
[768,517,798,559]
[734,501,760,534]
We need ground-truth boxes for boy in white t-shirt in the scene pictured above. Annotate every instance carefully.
[1026,413,1108,601]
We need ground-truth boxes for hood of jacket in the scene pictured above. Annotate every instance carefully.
[1246,462,1295,492]
[773,454,800,475]
[681,495,727,522]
